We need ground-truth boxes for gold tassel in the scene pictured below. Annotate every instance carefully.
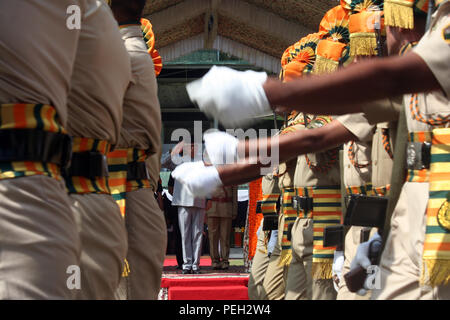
[350,35,378,56]
[384,1,414,29]
[278,250,293,267]
[313,55,340,75]
[311,261,333,280]
[421,260,450,287]
[122,259,131,277]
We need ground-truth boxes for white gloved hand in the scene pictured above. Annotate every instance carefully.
[350,232,382,271]
[186,66,272,128]
[349,232,382,296]
[332,250,345,292]
[204,131,239,165]
[171,161,223,198]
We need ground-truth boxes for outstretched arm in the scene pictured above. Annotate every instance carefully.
[264,52,440,115]
[218,120,355,186]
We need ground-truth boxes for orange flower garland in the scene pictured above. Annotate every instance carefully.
[247,178,263,261]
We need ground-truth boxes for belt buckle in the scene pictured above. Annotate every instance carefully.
[291,196,299,210]
[88,152,109,178]
[102,154,109,177]
[407,141,431,170]
[61,134,73,169]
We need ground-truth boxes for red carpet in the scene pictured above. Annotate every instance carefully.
[160,274,249,300]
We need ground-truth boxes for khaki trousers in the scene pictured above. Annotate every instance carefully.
[261,214,287,300]
[117,189,167,300]
[0,176,80,299]
[285,218,336,300]
[337,226,373,300]
[71,193,127,300]
[208,216,232,268]
[372,183,450,300]
[248,219,270,300]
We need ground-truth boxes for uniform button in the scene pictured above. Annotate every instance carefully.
[374,160,378,166]
[348,164,351,168]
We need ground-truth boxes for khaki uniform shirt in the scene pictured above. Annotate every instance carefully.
[66,1,131,143]
[207,185,238,219]
[0,0,93,124]
[361,95,404,125]
[262,173,280,196]
[335,113,375,188]
[116,25,162,155]
[278,113,306,190]
[371,121,397,188]
[293,115,341,188]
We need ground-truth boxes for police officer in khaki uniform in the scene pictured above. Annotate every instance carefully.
[365,0,450,299]
[0,0,91,299]
[63,0,131,299]
[171,0,450,300]
[248,173,281,299]
[110,0,167,300]
[206,185,238,270]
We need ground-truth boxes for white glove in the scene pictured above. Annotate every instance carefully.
[332,250,345,292]
[171,161,223,198]
[186,66,272,128]
[349,232,382,296]
[350,232,382,271]
[204,131,239,165]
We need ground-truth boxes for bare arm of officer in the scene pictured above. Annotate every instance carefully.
[264,52,440,115]
[217,120,355,186]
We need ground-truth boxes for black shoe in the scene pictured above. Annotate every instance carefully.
[176,265,182,270]
[182,269,192,274]
[192,269,201,274]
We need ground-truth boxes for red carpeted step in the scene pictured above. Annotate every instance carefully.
[169,285,248,300]
[161,276,249,288]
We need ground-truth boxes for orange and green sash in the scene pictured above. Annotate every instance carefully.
[65,137,111,194]
[346,183,390,197]
[261,193,279,216]
[260,193,280,253]
[107,149,128,217]
[279,188,298,266]
[422,128,450,287]
[279,186,342,278]
[0,103,66,181]
[126,148,151,192]
[303,186,342,279]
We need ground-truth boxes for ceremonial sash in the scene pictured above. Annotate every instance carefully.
[346,183,390,197]
[107,149,128,217]
[65,137,111,194]
[125,148,151,192]
[279,188,297,266]
[278,185,342,280]
[0,103,66,181]
[260,193,279,216]
[260,193,280,253]
[422,128,450,286]
[301,186,342,280]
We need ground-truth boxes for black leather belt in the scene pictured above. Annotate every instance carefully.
[0,129,72,168]
[127,161,149,181]
[64,151,109,179]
